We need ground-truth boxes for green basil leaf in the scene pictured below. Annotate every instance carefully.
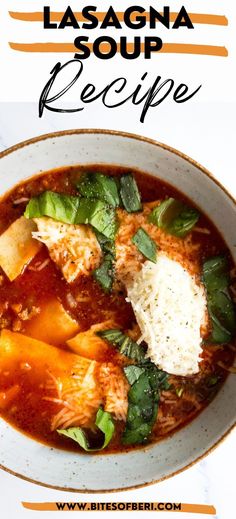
[203,256,229,291]
[95,408,115,448]
[124,365,146,385]
[93,231,116,293]
[132,228,157,263]
[208,308,232,343]
[25,191,80,224]
[76,172,120,208]
[209,290,235,333]
[170,206,199,237]
[146,363,170,391]
[202,255,235,344]
[122,423,152,445]
[57,408,114,451]
[94,231,115,257]
[24,197,41,218]
[93,253,114,293]
[98,329,145,362]
[75,199,118,240]
[25,191,118,240]
[122,364,169,445]
[149,198,182,228]
[120,174,142,213]
[149,198,199,238]
[57,427,90,450]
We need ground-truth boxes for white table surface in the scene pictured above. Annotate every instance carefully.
[0,101,235,519]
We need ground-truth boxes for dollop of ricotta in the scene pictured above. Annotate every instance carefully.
[126,252,207,376]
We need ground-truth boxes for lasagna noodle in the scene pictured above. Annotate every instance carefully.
[24,299,80,346]
[0,217,41,281]
[0,330,101,428]
[67,320,117,361]
[0,330,128,429]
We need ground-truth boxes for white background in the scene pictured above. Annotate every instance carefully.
[0,1,235,518]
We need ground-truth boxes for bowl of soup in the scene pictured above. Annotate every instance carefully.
[0,129,235,492]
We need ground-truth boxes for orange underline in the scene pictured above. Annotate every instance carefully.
[22,502,216,514]
[9,42,228,57]
[9,11,228,27]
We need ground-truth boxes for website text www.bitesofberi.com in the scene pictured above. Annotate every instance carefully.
[56,502,181,511]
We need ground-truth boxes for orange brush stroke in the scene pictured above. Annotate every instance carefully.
[182,504,216,515]
[9,11,228,27]
[9,42,228,58]
[22,502,216,514]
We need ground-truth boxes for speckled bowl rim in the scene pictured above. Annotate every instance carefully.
[0,128,235,493]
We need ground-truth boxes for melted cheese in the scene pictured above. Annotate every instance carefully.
[33,217,102,283]
[126,252,207,376]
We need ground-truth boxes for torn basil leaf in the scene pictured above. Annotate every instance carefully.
[124,365,146,385]
[132,228,157,263]
[93,231,116,292]
[77,172,120,208]
[98,329,145,362]
[208,307,233,344]
[210,290,235,334]
[149,198,199,237]
[95,230,115,257]
[25,191,118,240]
[24,191,80,224]
[202,255,235,343]
[57,408,114,451]
[75,199,118,240]
[93,254,114,293]
[120,174,142,213]
[202,256,230,291]
[94,408,115,449]
[58,426,90,451]
[122,364,169,445]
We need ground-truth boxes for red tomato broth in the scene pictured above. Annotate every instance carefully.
[0,164,235,453]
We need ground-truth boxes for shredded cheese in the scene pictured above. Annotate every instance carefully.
[98,363,129,421]
[32,217,102,282]
[126,252,207,376]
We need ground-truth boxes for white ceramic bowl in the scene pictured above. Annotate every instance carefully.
[0,130,235,492]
